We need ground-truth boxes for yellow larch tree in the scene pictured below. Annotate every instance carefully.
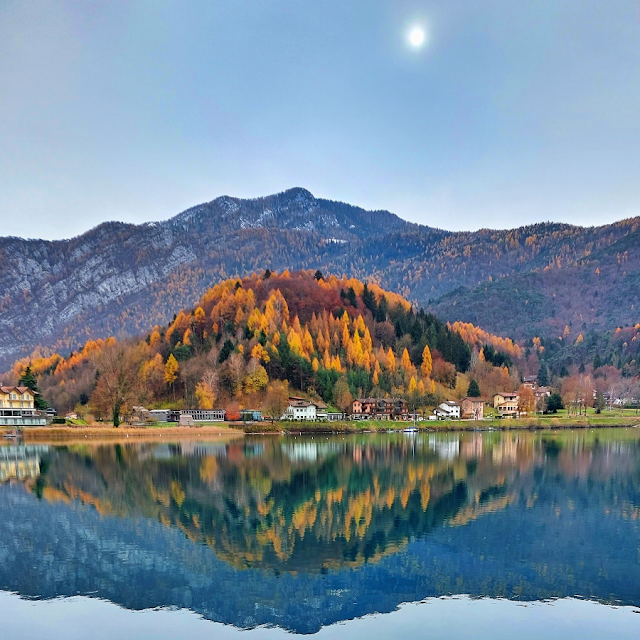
[421,345,433,378]
[387,348,396,373]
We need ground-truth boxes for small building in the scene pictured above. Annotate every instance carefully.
[149,409,169,422]
[351,397,409,420]
[181,409,226,422]
[314,401,328,421]
[461,397,484,420]
[326,411,345,421]
[494,392,519,418]
[131,406,151,423]
[283,398,317,421]
[433,401,461,420]
[241,409,263,422]
[0,386,47,427]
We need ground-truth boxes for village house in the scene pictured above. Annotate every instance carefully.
[461,397,485,420]
[432,401,461,420]
[0,386,47,427]
[493,392,520,418]
[283,397,319,421]
[351,398,409,420]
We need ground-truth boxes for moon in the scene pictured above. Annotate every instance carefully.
[408,27,425,48]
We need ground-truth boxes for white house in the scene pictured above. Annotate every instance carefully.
[432,401,461,420]
[283,397,318,421]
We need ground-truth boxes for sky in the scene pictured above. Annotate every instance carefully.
[1,0,639,240]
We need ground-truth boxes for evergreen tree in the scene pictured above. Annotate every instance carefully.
[314,270,324,281]
[593,353,602,370]
[375,296,388,322]
[18,365,48,409]
[467,379,481,397]
[362,284,377,315]
[218,339,235,364]
[546,392,564,413]
[537,364,549,387]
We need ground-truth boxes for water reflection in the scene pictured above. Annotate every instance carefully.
[1,430,640,633]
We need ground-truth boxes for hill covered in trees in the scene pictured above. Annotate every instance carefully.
[3,271,523,418]
[1,187,639,368]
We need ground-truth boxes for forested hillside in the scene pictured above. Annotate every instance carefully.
[3,271,526,418]
[1,187,639,368]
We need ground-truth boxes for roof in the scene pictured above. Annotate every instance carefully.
[441,400,460,407]
[0,386,36,395]
[288,400,315,408]
[494,392,519,399]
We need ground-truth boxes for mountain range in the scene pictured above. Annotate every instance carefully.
[1,187,639,368]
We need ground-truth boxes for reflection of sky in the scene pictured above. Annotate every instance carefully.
[1,591,639,640]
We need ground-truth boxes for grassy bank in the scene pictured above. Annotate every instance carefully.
[243,414,640,433]
[2,413,638,440]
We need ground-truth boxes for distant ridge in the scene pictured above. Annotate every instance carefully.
[1,187,639,367]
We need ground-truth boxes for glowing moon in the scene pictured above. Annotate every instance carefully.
[408,27,425,48]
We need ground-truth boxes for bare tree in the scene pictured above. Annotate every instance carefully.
[263,380,289,422]
[92,344,140,426]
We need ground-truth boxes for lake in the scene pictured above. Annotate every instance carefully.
[1,429,640,638]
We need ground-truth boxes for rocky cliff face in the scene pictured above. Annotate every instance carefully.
[0,188,426,366]
[1,187,639,368]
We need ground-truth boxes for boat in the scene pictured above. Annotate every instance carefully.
[403,427,419,433]
[3,429,21,439]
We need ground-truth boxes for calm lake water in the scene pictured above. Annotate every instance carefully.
[1,430,640,638]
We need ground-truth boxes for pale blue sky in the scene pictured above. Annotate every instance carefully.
[1,0,639,239]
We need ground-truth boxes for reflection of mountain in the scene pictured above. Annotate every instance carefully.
[1,432,640,634]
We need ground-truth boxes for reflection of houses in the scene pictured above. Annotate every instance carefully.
[428,435,460,460]
[0,445,49,482]
[461,434,483,458]
[351,398,409,420]
[0,386,47,426]
[461,397,485,420]
[432,401,461,420]
[493,392,520,418]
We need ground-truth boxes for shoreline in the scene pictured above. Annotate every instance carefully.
[2,424,245,443]
[2,416,639,442]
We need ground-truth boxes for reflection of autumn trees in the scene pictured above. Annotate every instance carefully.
[30,431,640,573]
